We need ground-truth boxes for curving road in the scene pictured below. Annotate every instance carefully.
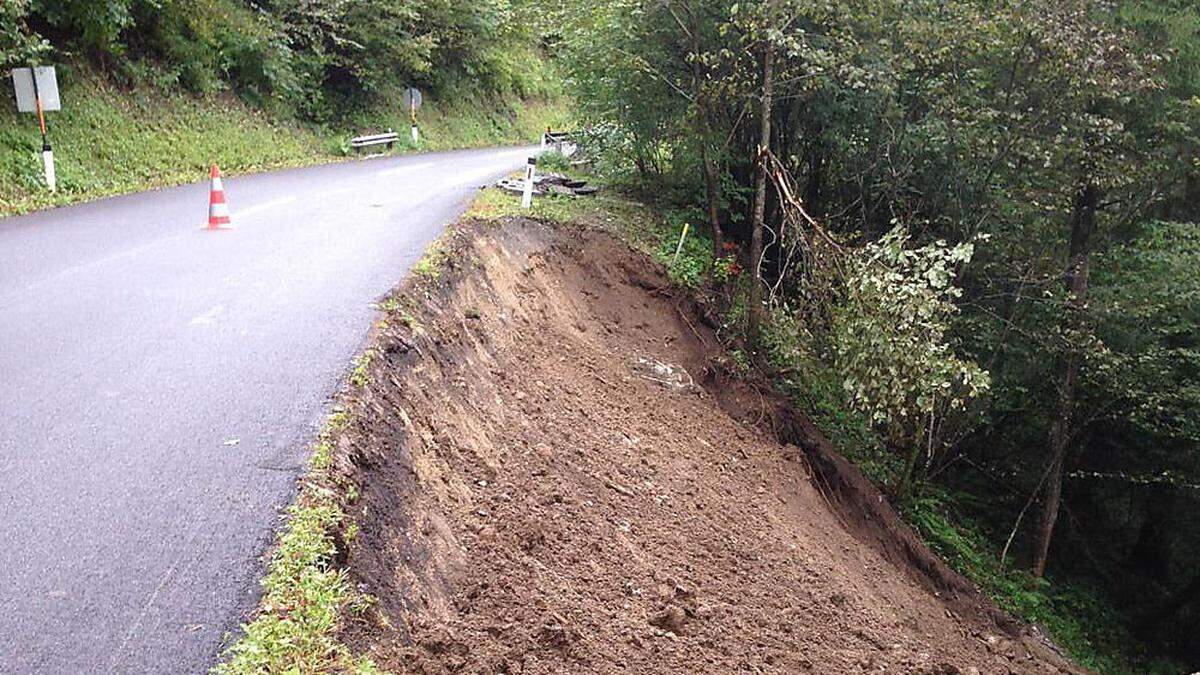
[0,147,534,673]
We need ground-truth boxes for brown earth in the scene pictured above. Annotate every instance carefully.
[329,217,1081,674]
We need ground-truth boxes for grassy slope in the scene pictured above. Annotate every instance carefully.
[0,65,569,217]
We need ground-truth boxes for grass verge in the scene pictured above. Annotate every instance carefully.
[0,64,569,218]
[212,416,381,674]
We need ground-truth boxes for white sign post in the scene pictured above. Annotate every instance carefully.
[11,66,60,192]
[522,157,536,209]
[402,87,423,145]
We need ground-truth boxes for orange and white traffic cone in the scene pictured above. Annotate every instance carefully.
[204,164,232,230]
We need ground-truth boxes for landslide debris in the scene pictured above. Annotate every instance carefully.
[330,217,1079,674]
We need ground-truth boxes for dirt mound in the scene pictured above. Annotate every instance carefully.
[333,218,1078,674]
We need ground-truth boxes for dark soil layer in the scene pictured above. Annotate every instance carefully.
[332,217,1079,674]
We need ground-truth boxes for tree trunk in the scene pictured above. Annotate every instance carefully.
[747,41,774,343]
[1032,182,1098,578]
[683,6,724,257]
[702,145,724,256]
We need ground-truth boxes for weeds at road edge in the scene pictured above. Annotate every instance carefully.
[412,236,453,279]
[212,411,381,675]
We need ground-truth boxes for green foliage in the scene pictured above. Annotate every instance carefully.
[559,0,1200,668]
[0,0,49,67]
[536,149,571,173]
[0,66,567,216]
[32,0,135,57]
[1088,221,1200,451]
[654,215,717,288]
[833,227,990,491]
[4,0,561,122]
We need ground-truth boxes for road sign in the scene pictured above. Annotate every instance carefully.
[401,87,423,111]
[12,66,60,191]
[12,66,60,112]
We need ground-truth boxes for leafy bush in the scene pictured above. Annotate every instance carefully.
[537,150,571,173]
[6,0,557,123]
[832,227,990,496]
[0,0,49,67]
[654,212,716,288]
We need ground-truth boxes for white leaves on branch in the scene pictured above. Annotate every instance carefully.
[832,226,990,446]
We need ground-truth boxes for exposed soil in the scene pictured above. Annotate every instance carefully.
[330,217,1080,674]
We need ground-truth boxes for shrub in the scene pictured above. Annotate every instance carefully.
[832,226,990,497]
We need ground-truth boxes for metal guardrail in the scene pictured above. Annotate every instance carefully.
[349,131,400,151]
[541,130,577,156]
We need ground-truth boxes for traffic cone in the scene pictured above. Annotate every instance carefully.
[205,164,232,230]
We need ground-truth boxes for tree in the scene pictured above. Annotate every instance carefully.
[747,37,772,342]
[833,228,991,499]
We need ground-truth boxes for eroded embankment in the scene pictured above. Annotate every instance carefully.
[329,217,1078,674]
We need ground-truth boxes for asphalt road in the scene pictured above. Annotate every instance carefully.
[0,146,535,673]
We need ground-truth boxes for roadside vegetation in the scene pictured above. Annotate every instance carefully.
[213,413,379,674]
[0,0,568,216]
[551,1,1200,671]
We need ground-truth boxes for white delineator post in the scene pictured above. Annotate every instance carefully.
[42,146,56,192]
[522,157,536,209]
[410,97,419,145]
[32,78,55,192]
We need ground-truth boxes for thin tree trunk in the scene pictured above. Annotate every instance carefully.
[683,4,724,257]
[702,145,724,256]
[1032,182,1098,578]
[747,41,774,342]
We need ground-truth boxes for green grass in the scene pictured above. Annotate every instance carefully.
[465,181,657,237]
[0,65,569,217]
[213,404,381,674]
[213,490,378,674]
[349,349,377,388]
[411,234,453,279]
